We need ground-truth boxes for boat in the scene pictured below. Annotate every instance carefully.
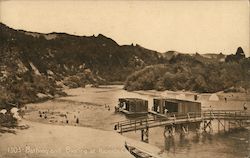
[124,142,160,158]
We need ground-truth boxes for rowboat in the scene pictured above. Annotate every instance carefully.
[124,142,161,158]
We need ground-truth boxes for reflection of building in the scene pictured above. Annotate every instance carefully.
[118,98,148,116]
[153,98,201,114]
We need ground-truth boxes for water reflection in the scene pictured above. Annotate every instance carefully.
[162,129,250,158]
[165,136,175,152]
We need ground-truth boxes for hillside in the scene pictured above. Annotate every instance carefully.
[1,22,249,108]
[0,23,164,108]
[0,23,164,81]
[125,50,250,93]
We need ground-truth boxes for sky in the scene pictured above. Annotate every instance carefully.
[0,0,249,56]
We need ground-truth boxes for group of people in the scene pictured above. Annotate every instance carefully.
[64,114,79,124]
[39,111,48,119]
[38,110,80,125]
[154,106,169,114]
[104,104,110,111]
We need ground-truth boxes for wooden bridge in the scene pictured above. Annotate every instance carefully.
[114,110,250,142]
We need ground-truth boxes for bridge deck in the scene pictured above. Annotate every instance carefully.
[115,110,250,133]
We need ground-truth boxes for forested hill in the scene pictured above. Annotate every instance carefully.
[0,23,163,82]
[0,22,164,107]
[0,22,249,108]
[124,47,250,93]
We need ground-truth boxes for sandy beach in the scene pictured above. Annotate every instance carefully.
[0,85,163,158]
[0,119,160,158]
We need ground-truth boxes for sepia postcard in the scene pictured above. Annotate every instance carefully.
[0,0,249,158]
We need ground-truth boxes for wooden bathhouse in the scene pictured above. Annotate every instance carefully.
[117,98,148,116]
[152,98,201,114]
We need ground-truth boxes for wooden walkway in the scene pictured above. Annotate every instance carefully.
[115,110,250,134]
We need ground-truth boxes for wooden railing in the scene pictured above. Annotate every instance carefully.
[115,110,250,133]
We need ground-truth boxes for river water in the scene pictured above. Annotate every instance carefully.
[28,85,250,158]
[124,124,250,158]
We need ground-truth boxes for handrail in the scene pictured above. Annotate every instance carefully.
[116,110,250,133]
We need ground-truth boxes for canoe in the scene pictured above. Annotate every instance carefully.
[124,142,160,158]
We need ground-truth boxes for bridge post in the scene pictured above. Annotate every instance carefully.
[180,124,189,138]
[141,127,149,143]
[239,120,243,128]
[218,119,220,133]
[134,120,137,132]
[203,120,207,132]
[164,126,169,138]
[224,119,226,132]
[164,125,175,138]
[209,121,213,133]
[164,126,168,138]
[180,125,184,138]
[145,127,149,142]
[141,129,144,141]
[203,120,213,133]
[195,122,201,136]
[172,124,175,136]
